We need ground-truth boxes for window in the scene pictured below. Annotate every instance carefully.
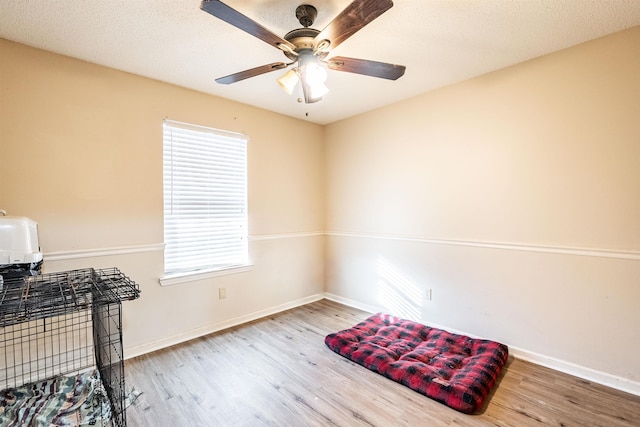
[162,119,249,282]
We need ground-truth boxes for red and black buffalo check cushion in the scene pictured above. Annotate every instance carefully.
[325,313,508,414]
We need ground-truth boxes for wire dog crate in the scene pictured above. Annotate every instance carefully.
[0,268,140,426]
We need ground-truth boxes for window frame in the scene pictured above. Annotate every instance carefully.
[160,119,252,286]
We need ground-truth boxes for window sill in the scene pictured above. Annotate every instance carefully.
[159,264,254,287]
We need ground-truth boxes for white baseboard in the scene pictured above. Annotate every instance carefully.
[508,347,640,397]
[323,292,640,397]
[324,292,385,314]
[124,293,324,360]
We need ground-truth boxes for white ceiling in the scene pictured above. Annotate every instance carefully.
[2,0,640,125]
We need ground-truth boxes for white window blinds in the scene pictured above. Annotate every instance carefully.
[163,119,248,276]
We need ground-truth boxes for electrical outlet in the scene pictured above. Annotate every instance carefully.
[219,287,226,299]
[425,288,432,301]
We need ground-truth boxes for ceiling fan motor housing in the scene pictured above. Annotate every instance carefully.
[283,27,328,60]
[295,4,317,27]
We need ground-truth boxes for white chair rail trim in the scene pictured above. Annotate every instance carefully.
[326,231,640,261]
[42,232,639,262]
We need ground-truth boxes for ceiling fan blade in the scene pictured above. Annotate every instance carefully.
[327,56,406,80]
[216,62,289,84]
[314,0,394,50]
[200,1,295,51]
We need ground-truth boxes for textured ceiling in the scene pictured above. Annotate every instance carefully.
[1,0,640,124]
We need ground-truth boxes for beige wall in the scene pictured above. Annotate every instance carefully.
[325,27,640,392]
[0,39,325,355]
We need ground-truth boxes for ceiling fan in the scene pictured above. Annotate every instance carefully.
[200,0,406,103]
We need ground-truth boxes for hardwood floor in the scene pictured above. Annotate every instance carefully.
[124,299,640,426]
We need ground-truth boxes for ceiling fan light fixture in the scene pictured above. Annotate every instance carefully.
[308,81,329,100]
[305,61,327,86]
[276,68,300,95]
[305,65,329,99]
[299,53,329,103]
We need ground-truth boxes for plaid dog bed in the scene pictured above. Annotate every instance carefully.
[325,313,508,413]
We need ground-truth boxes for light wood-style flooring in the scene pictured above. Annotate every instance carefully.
[124,299,640,426]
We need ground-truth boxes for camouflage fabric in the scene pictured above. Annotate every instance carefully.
[0,369,111,426]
